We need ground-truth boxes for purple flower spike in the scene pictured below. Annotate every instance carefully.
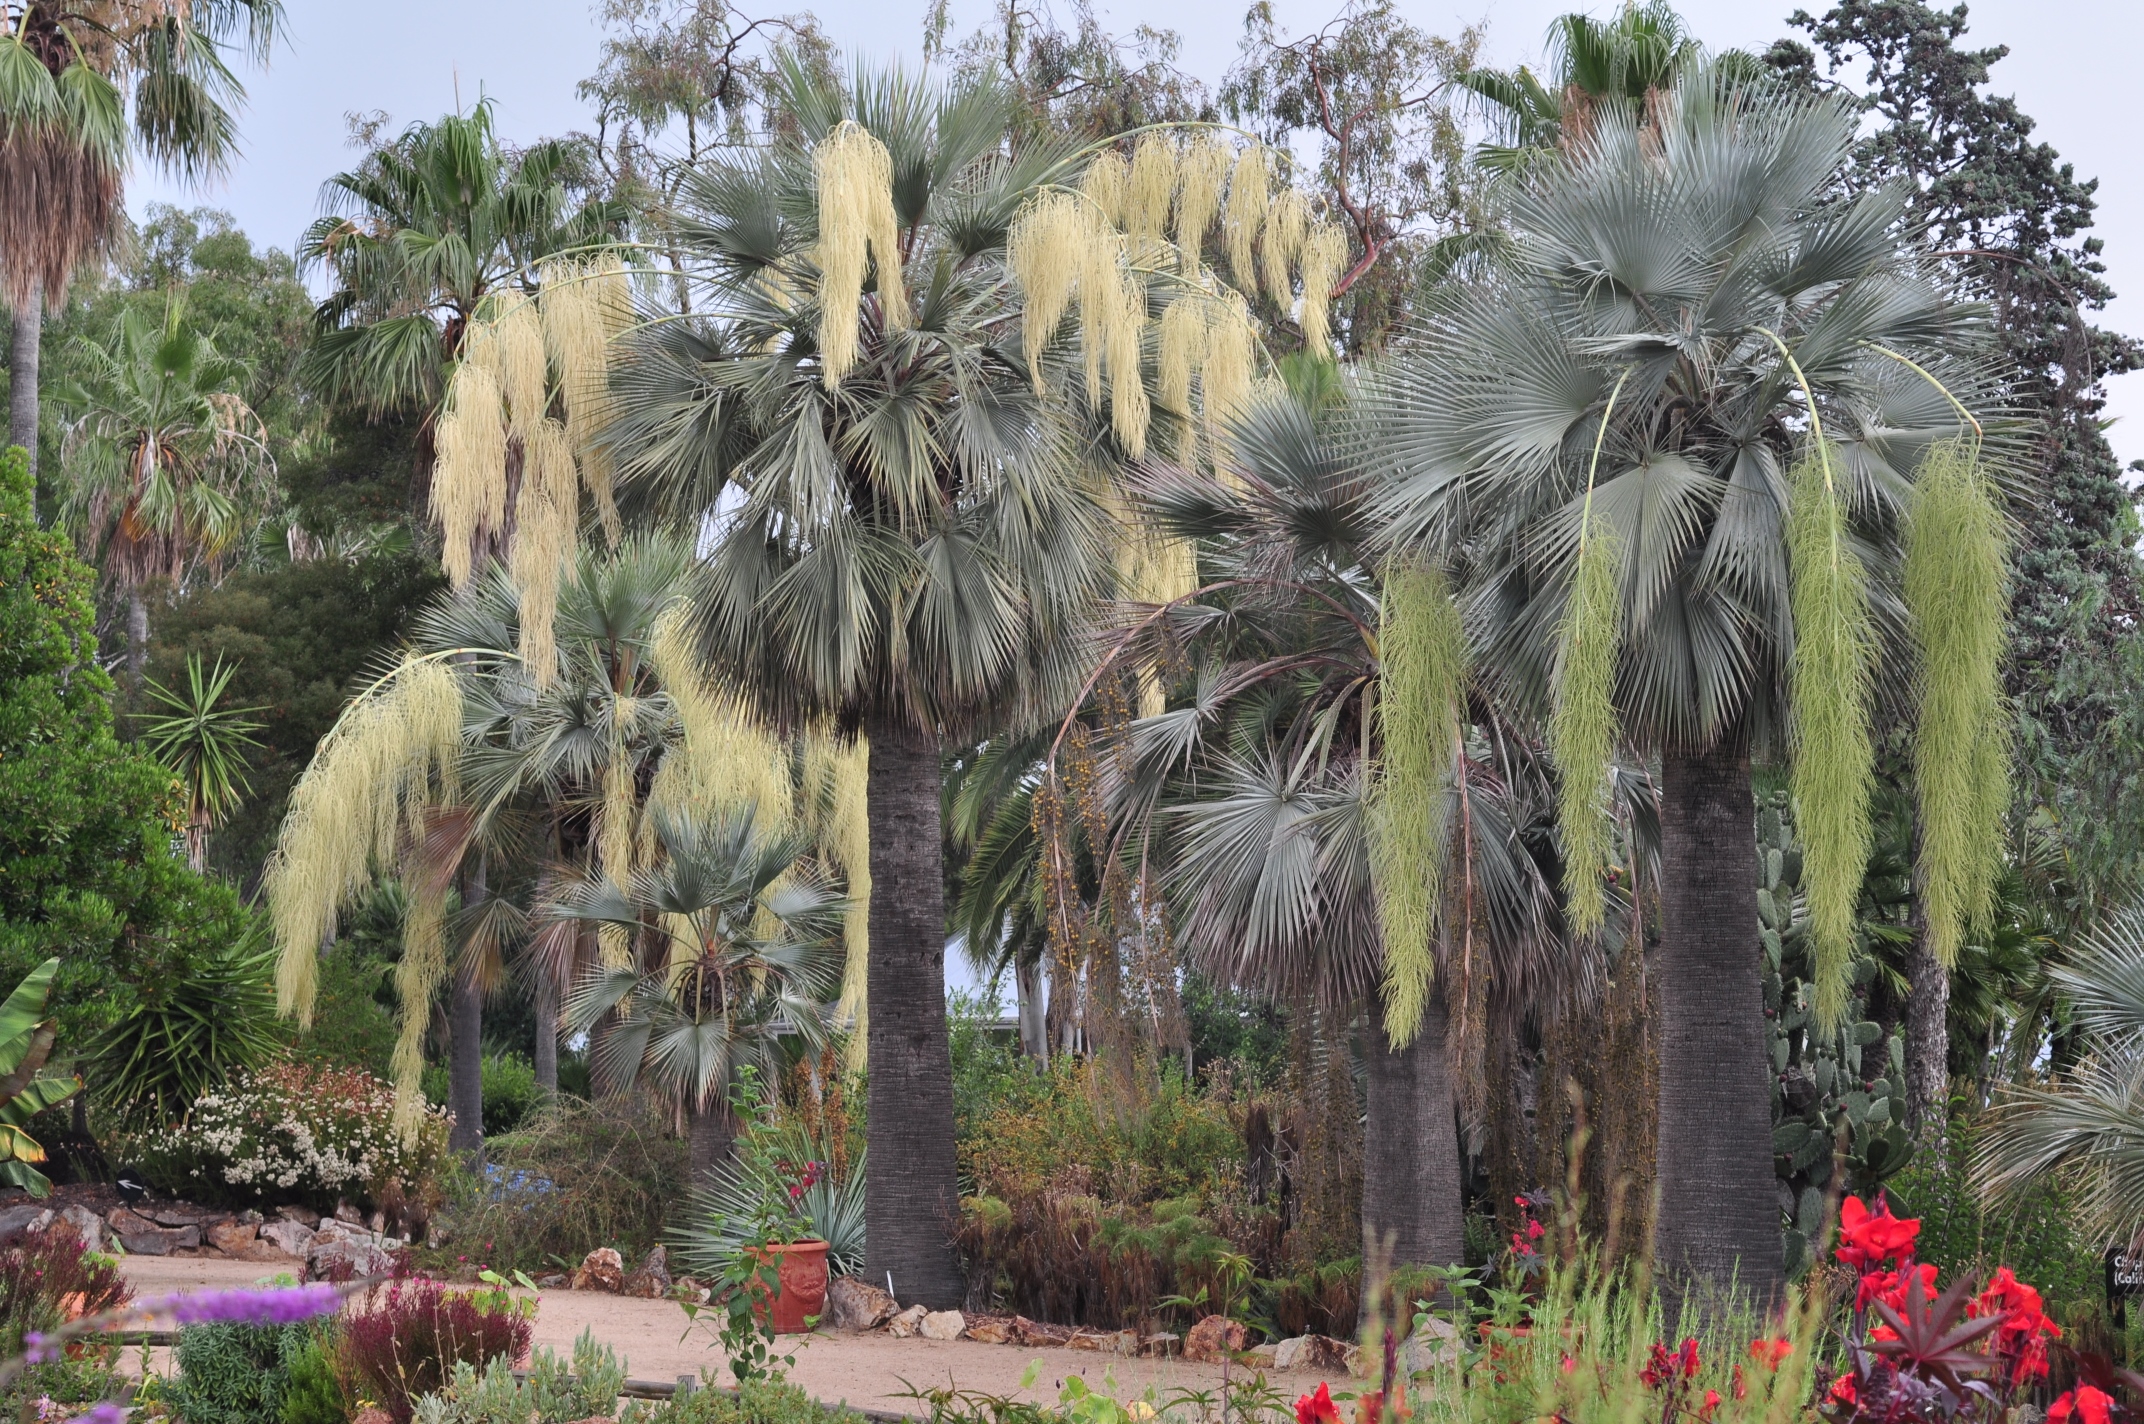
[164,1284,346,1327]
[84,1403,126,1424]
[21,1332,55,1364]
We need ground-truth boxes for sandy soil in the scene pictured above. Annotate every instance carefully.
[116,1257,1340,1417]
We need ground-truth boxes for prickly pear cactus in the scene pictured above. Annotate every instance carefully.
[1756,790,1914,1280]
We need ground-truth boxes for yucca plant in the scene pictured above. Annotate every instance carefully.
[135,652,265,871]
[86,931,279,1132]
[1366,70,2005,1303]
[674,1114,867,1277]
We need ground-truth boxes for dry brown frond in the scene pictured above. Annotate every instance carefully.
[0,131,120,307]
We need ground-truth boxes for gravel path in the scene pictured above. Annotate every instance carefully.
[116,1258,1340,1417]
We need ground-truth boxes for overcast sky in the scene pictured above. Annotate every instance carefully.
[132,0,2144,466]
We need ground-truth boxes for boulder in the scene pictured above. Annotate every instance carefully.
[918,1309,966,1341]
[1183,1315,1249,1364]
[571,1247,625,1293]
[257,1219,316,1259]
[1142,1333,1180,1358]
[1241,1343,1279,1370]
[58,1206,104,1251]
[1067,1330,1139,1356]
[107,1210,198,1256]
[141,1203,217,1228]
[826,1276,898,1332]
[623,1246,672,1299]
[0,1206,51,1245]
[333,1203,365,1225]
[354,1407,395,1424]
[305,1237,392,1281]
[1010,1317,1072,1347]
[1273,1335,1352,1372]
[276,1205,322,1229]
[885,1304,929,1339]
[671,1277,711,1305]
[1399,1316,1459,1374]
[537,1274,570,1290]
[961,1315,1016,1345]
[205,1220,259,1258]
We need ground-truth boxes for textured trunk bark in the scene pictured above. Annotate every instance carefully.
[1361,988,1466,1300]
[126,587,149,686]
[1905,931,1950,1141]
[689,1100,736,1187]
[10,290,38,474]
[533,971,559,1097]
[1016,956,1047,1064]
[449,858,487,1158]
[1652,740,1781,1311]
[861,716,966,1308]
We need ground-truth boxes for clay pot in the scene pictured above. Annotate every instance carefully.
[749,1239,830,1333]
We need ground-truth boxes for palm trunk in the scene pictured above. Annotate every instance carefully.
[449,857,487,1158]
[1905,930,1949,1141]
[688,1099,736,1187]
[126,587,149,686]
[1361,986,1465,1309]
[10,289,38,474]
[534,970,559,1097]
[861,716,966,1308]
[1016,956,1047,1064]
[1652,739,1781,1310]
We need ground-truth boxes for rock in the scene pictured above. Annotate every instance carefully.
[258,1219,316,1258]
[205,1220,259,1257]
[141,1203,217,1228]
[305,1237,392,1282]
[1242,1344,1278,1370]
[238,1209,263,1225]
[1068,1330,1139,1355]
[312,1218,369,1245]
[276,1205,322,1229]
[886,1304,929,1339]
[671,1278,711,1305]
[107,1209,198,1256]
[58,1206,104,1250]
[0,1206,52,1244]
[623,1246,672,1299]
[572,1247,625,1293]
[1399,1316,1459,1374]
[919,1309,966,1341]
[1183,1315,1249,1364]
[1272,1335,1353,1372]
[1142,1333,1181,1358]
[1273,1337,1314,1371]
[826,1276,898,1332]
[1011,1317,1073,1347]
[961,1315,1016,1345]
[333,1203,364,1225]
[537,1274,570,1290]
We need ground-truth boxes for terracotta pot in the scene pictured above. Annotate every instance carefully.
[749,1239,830,1333]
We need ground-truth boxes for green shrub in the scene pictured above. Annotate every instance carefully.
[411,1331,625,1424]
[288,943,399,1081]
[281,1329,349,1424]
[433,1097,684,1271]
[621,1380,863,1424]
[422,1054,541,1138]
[168,1321,315,1424]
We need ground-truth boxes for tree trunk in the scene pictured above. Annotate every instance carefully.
[1652,739,1781,1312]
[10,290,38,475]
[1905,931,1950,1142]
[534,970,559,1097]
[861,717,966,1308]
[1016,956,1047,1065]
[126,587,149,686]
[689,1099,736,1187]
[449,858,487,1158]
[1361,987,1465,1310]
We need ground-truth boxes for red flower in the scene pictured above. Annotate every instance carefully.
[1857,1262,1938,1314]
[1732,1366,1747,1402]
[1525,1219,1545,1241]
[1827,1372,1858,1408]
[1698,1390,1723,1420]
[1970,1266,2061,1384]
[1748,1337,1793,1371]
[1296,1383,1342,1424]
[1641,1339,1701,1389]
[2050,1387,2114,1424]
[1837,1195,1919,1270]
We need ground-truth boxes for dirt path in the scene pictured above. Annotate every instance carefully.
[117,1258,1340,1417]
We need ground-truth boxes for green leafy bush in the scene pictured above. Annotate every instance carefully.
[422,1054,540,1138]
[280,1329,348,1424]
[959,1058,1242,1207]
[168,1321,316,1424]
[411,1330,625,1424]
[621,1381,863,1424]
[433,1097,684,1271]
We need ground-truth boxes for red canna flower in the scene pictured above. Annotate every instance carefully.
[1969,1266,2062,1384]
[1296,1383,1342,1424]
[1748,1337,1793,1371]
[2050,1387,2114,1424]
[1826,1372,1858,1409]
[1836,1195,1919,1270]
[1698,1389,1723,1420]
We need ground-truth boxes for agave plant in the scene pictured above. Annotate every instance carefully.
[0,959,84,1197]
[673,1115,867,1278]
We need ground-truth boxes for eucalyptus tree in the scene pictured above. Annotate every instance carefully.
[552,806,847,1182]
[53,301,275,679]
[0,0,282,468]
[1366,75,2005,1302]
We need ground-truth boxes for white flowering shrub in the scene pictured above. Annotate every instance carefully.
[136,1060,449,1210]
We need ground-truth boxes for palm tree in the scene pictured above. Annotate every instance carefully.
[298,102,626,419]
[552,806,847,1182]
[54,300,275,678]
[0,0,282,469]
[136,652,265,872]
[1453,1,1701,170]
[1365,75,1998,1303]
[607,61,1119,1307]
